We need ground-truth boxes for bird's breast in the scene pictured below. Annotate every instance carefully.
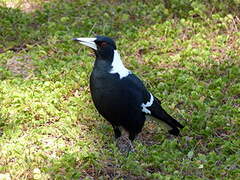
[90,69,120,98]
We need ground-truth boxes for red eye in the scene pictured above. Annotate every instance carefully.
[101,42,107,47]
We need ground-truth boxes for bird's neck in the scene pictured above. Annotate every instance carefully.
[110,50,130,79]
[110,50,127,71]
[93,50,130,79]
[93,58,111,72]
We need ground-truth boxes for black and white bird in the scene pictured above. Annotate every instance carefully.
[73,36,184,143]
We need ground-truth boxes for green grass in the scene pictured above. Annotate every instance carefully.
[0,0,240,179]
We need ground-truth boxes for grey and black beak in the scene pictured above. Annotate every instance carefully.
[72,37,97,50]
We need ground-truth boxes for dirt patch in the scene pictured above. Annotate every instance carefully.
[137,120,165,146]
[6,55,35,78]
[5,0,50,13]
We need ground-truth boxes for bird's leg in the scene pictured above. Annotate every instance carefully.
[112,125,121,139]
[129,132,137,142]
[115,129,135,153]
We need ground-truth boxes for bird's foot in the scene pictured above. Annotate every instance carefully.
[116,136,135,154]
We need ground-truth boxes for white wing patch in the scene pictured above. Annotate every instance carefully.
[109,50,131,79]
[141,93,154,114]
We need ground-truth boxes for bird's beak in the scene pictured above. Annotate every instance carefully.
[72,37,97,50]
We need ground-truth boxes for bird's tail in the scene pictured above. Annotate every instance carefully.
[149,97,184,136]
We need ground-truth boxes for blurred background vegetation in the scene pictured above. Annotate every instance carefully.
[0,0,239,179]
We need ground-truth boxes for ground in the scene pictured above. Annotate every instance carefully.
[0,0,240,179]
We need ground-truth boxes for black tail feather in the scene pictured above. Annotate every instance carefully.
[149,97,184,135]
[168,128,180,136]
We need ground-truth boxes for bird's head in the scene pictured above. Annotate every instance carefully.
[73,36,117,60]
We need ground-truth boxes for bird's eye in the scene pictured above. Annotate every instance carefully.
[100,42,107,47]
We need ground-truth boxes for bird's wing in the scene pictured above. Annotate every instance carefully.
[121,73,184,133]
[121,73,152,106]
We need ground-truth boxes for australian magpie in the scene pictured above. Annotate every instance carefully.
[73,36,184,142]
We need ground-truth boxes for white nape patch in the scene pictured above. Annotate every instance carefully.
[141,93,154,114]
[109,50,131,79]
[75,37,97,50]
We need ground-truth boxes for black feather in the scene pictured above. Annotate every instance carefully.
[74,35,184,142]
